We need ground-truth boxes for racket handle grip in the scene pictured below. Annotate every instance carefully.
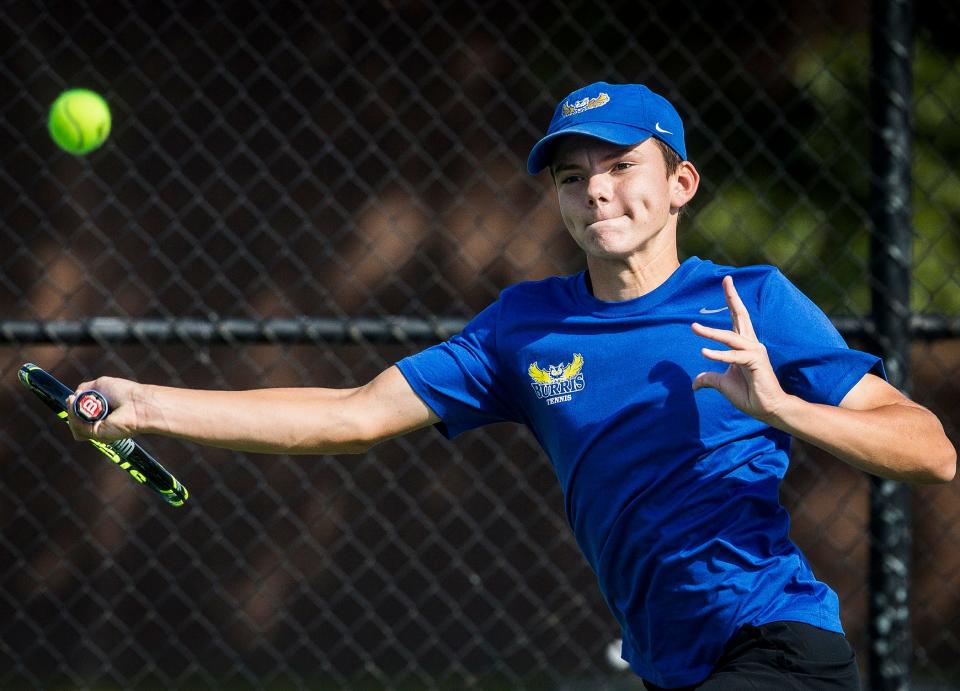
[19,363,190,507]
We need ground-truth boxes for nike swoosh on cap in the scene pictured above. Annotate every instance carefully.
[654,122,673,135]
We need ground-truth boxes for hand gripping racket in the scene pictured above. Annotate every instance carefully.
[18,363,189,507]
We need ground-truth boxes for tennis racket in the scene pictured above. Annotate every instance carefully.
[18,363,189,507]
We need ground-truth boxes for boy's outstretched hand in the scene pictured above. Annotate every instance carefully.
[691,275,791,424]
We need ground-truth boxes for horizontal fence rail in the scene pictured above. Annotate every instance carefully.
[2,315,960,345]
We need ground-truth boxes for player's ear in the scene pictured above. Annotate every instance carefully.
[671,161,700,210]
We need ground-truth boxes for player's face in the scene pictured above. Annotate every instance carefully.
[551,137,681,261]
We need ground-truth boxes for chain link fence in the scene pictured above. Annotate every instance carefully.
[2,1,959,688]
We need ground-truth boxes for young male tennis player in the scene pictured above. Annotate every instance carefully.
[69,82,955,689]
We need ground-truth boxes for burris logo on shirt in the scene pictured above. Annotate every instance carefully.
[562,92,610,117]
[528,353,585,405]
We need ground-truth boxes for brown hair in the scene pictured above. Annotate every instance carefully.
[652,138,690,219]
[653,137,683,177]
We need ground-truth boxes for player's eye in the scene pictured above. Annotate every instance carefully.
[614,161,634,171]
[559,174,583,184]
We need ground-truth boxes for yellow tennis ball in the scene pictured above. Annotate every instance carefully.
[48,88,112,155]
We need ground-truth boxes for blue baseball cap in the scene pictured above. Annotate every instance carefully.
[526,82,687,174]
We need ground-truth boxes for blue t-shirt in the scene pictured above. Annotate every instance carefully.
[395,257,883,687]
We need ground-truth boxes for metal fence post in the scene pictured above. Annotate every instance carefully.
[869,0,914,687]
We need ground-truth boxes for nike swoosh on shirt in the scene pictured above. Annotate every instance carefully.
[698,306,729,314]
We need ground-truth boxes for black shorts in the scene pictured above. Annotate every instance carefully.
[643,621,861,690]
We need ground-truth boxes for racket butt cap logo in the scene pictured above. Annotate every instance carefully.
[75,390,109,422]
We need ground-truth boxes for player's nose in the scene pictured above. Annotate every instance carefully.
[585,173,613,206]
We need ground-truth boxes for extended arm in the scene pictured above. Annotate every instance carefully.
[692,276,956,484]
[765,372,955,483]
[66,366,440,455]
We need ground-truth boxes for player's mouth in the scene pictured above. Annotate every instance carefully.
[585,215,626,231]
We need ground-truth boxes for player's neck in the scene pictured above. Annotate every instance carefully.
[584,243,681,302]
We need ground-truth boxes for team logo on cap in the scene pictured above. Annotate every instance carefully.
[562,92,610,117]
[528,353,585,405]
